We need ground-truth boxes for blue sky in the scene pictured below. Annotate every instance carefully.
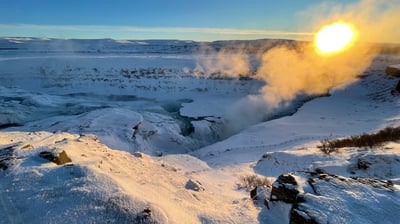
[0,0,359,41]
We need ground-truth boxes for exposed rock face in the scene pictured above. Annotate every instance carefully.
[250,187,258,200]
[386,65,400,77]
[39,151,55,161]
[290,208,318,224]
[270,174,300,204]
[0,144,17,170]
[39,150,72,165]
[269,171,399,224]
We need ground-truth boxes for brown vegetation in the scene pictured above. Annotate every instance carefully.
[319,126,400,154]
[237,174,271,191]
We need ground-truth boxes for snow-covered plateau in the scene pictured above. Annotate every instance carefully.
[1,38,400,223]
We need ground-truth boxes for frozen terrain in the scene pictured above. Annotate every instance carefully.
[1,38,400,223]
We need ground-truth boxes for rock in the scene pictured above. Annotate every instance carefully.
[314,167,326,174]
[290,209,318,224]
[133,152,143,158]
[277,173,297,185]
[142,207,152,219]
[0,144,17,170]
[54,151,72,165]
[386,65,400,77]
[268,172,399,224]
[391,80,400,95]
[39,150,72,165]
[155,151,163,157]
[270,174,299,203]
[357,158,371,170]
[21,144,34,149]
[185,179,205,192]
[135,207,158,224]
[350,176,394,190]
[160,163,177,172]
[0,160,8,170]
[250,187,258,200]
[39,151,55,161]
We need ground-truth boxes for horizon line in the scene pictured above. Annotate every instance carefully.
[0,23,314,41]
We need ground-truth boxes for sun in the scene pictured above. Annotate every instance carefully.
[315,22,355,54]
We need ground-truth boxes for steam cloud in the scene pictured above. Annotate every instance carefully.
[196,0,400,134]
[259,0,400,105]
[195,43,250,78]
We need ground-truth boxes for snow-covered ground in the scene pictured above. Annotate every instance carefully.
[1,38,400,223]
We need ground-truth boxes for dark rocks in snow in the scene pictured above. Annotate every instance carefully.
[0,144,17,170]
[0,160,8,170]
[160,163,177,172]
[185,179,205,192]
[290,208,318,224]
[135,207,155,224]
[39,151,55,161]
[143,207,152,217]
[105,196,163,223]
[253,186,271,209]
[250,187,258,200]
[0,122,22,129]
[133,151,144,158]
[386,65,400,77]
[348,153,400,177]
[131,123,140,139]
[391,80,400,95]
[357,158,371,170]
[350,176,394,191]
[39,150,72,165]
[155,151,163,157]
[270,174,300,204]
[269,170,398,224]
[386,65,400,94]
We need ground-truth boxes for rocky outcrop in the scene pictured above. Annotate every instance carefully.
[386,65,400,77]
[290,208,318,224]
[39,150,72,165]
[0,144,17,170]
[270,174,301,204]
[269,171,398,224]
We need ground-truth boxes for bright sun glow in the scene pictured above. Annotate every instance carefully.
[315,22,355,54]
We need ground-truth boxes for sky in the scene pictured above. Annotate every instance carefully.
[0,0,363,41]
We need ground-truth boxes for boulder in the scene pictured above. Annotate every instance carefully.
[0,144,17,170]
[270,173,300,203]
[39,150,72,165]
[268,171,399,224]
[39,151,55,161]
[133,151,143,158]
[386,64,400,77]
[185,179,205,192]
[250,187,258,200]
[290,209,318,224]
[0,160,8,170]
